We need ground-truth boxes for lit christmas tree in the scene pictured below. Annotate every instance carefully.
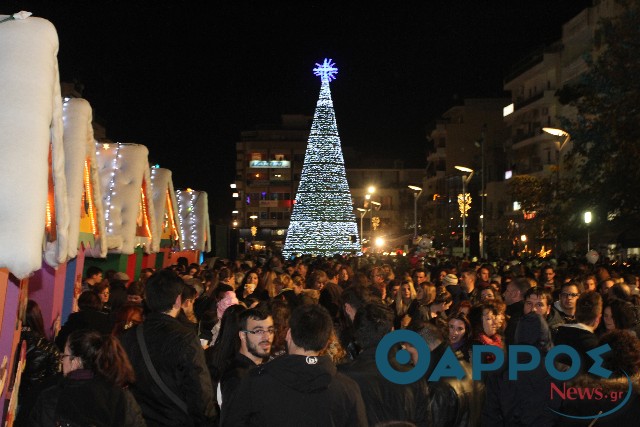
[283,59,361,258]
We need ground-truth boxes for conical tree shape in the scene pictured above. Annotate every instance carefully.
[283,60,360,257]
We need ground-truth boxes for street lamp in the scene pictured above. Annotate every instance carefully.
[584,211,592,251]
[408,185,423,240]
[370,201,381,243]
[455,165,474,258]
[542,127,571,186]
[357,207,370,251]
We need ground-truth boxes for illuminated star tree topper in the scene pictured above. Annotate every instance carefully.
[313,58,338,82]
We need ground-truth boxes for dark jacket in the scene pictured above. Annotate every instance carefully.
[553,324,599,373]
[119,312,218,427]
[55,309,112,351]
[427,347,485,427]
[28,369,146,427]
[482,353,560,426]
[15,328,61,426]
[504,300,524,346]
[220,353,258,406]
[339,347,431,426]
[221,354,367,427]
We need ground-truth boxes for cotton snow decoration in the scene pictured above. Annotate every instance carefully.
[0,14,69,278]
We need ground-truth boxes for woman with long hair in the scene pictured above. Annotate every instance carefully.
[15,300,61,426]
[447,312,472,362]
[394,280,417,329]
[30,330,145,426]
[205,304,246,407]
[236,269,260,303]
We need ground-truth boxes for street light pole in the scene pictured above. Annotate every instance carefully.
[408,185,423,240]
[357,207,369,252]
[455,166,474,259]
[584,211,592,252]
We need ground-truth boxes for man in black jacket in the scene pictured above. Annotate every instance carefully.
[340,302,432,426]
[221,304,367,426]
[120,270,217,426]
[220,308,273,405]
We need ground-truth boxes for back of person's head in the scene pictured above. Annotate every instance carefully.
[112,304,144,335]
[432,286,452,305]
[341,284,371,311]
[145,270,185,313]
[25,300,46,337]
[515,312,552,352]
[609,283,631,301]
[289,304,333,352]
[67,330,134,387]
[213,284,234,301]
[511,276,532,297]
[86,266,103,278]
[608,298,640,330]
[218,267,234,283]
[575,291,603,325]
[353,302,394,350]
[408,317,444,349]
[181,284,197,302]
[78,291,102,311]
[600,330,640,377]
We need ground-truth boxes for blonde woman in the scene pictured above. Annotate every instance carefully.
[256,270,278,300]
[274,273,293,295]
[394,280,417,329]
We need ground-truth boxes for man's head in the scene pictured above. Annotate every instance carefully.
[239,308,274,363]
[353,303,394,350]
[85,266,103,285]
[145,270,185,314]
[543,266,556,284]
[459,268,476,292]
[296,262,308,278]
[599,279,615,296]
[371,267,387,287]
[575,291,603,327]
[524,286,553,317]
[559,282,582,314]
[287,304,333,354]
[504,277,530,305]
[478,266,491,283]
[413,268,429,286]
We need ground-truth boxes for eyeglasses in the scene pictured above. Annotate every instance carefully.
[242,328,275,336]
[560,292,580,298]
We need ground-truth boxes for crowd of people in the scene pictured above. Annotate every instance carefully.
[15,253,640,426]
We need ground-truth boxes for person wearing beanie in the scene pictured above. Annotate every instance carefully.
[443,274,465,311]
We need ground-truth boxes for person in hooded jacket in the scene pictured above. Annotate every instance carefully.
[221,304,367,427]
[339,302,432,426]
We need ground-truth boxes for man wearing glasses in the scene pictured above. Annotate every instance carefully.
[222,305,367,426]
[220,308,274,405]
[553,282,581,324]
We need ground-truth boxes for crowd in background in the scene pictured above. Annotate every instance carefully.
[14,252,640,426]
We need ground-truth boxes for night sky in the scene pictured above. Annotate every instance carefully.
[2,1,592,221]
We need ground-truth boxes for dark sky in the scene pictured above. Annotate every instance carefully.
[3,1,592,221]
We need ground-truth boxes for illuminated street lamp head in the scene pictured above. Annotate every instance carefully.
[357,208,367,213]
[375,237,385,248]
[249,215,258,220]
[367,186,376,194]
[313,58,338,82]
[584,211,592,224]
[408,185,422,192]
[543,127,570,138]
[455,165,474,173]
[370,201,381,207]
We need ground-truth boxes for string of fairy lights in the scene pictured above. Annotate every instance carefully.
[95,142,122,235]
[283,59,361,257]
[176,189,200,251]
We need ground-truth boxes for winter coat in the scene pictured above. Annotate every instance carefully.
[339,347,432,426]
[221,354,367,427]
[482,353,560,426]
[119,312,218,427]
[428,347,485,427]
[553,324,599,373]
[28,369,146,427]
[219,353,258,407]
[15,328,61,426]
